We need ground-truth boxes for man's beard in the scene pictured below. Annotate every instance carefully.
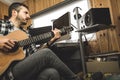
[16,16,27,25]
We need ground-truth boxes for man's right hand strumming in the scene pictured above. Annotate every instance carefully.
[0,38,15,52]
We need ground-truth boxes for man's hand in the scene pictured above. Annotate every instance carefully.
[0,38,15,52]
[51,28,61,42]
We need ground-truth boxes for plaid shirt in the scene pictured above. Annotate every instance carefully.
[0,19,15,35]
[0,19,37,56]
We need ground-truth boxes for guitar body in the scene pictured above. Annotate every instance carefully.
[0,30,28,75]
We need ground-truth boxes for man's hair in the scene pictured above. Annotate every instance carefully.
[8,2,29,18]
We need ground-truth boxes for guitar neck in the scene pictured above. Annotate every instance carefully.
[18,31,54,47]
[17,26,73,47]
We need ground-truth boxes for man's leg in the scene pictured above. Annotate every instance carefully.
[37,68,60,80]
[12,48,79,80]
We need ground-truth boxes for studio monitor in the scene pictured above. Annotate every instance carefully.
[80,8,112,29]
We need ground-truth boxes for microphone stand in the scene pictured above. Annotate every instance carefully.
[74,7,87,77]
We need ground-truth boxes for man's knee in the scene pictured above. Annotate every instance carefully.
[38,48,54,55]
[38,68,60,80]
[44,68,59,75]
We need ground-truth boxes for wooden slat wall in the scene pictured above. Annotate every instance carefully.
[109,0,120,51]
[24,0,35,15]
[24,0,64,15]
[0,2,2,18]
[22,0,63,29]
[23,0,64,29]
[0,2,8,19]
[89,0,120,54]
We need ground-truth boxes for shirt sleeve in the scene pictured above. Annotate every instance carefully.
[0,19,14,35]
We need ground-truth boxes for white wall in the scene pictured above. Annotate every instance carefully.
[32,0,94,41]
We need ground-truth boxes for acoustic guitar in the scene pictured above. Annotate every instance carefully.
[0,26,73,75]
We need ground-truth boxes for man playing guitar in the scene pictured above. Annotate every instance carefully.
[0,2,80,80]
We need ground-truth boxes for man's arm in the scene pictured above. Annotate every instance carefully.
[0,20,15,52]
[39,28,61,49]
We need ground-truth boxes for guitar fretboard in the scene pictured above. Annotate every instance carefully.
[17,26,73,47]
[18,32,53,47]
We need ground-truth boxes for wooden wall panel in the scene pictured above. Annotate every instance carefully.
[34,0,44,12]
[1,4,8,19]
[0,2,2,19]
[23,0,64,15]
[34,0,63,13]
[89,0,120,54]
[117,0,120,15]
[24,0,35,15]
[22,0,64,29]
[109,0,120,51]
[90,0,109,8]
[0,2,8,19]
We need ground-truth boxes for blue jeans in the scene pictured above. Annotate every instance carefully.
[11,48,78,80]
